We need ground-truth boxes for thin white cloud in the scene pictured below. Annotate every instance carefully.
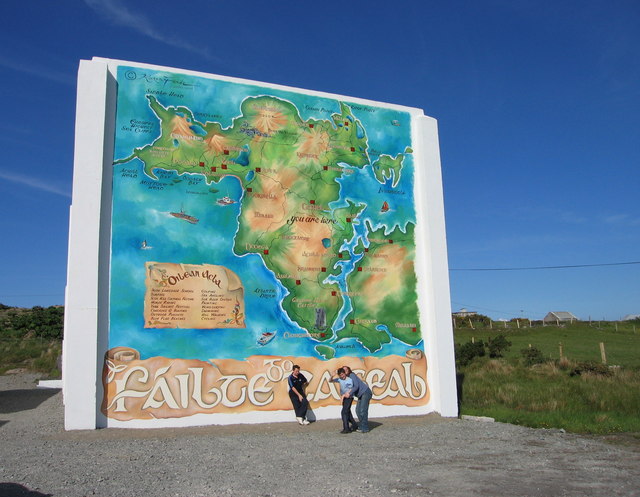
[0,54,75,86]
[0,169,71,198]
[84,0,216,61]
[450,233,579,256]
[602,213,640,226]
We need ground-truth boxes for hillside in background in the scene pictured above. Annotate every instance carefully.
[0,304,63,375]
[0,304,64,340]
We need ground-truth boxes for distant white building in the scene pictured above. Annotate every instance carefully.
[452,308,477,318]
[622,314,640,321]
[543,311,578,324]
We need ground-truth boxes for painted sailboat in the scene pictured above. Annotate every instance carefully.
[380,201,390,213]
[140,240,153,250]
[170,205,199,224]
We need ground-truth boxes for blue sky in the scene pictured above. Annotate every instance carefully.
[0,0,638,320]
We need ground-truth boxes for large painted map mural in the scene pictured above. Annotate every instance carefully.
[103,66,428,422]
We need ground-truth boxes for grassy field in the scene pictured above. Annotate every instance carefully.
[454,322,640,433]
[454,321,640,368]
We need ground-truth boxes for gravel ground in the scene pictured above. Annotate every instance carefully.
[1,373,639,497]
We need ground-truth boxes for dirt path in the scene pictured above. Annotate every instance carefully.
[1,373,639,497]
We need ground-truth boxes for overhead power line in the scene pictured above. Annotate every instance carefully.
[449,261,640,272]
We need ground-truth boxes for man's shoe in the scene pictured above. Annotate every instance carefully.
[296,417,304,425]
[340,430,350,434]
[356,429,369,433]
[302,419,310,425]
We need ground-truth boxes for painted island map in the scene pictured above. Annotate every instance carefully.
[105,65,428,420]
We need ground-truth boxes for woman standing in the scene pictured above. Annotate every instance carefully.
[288,364,310,425]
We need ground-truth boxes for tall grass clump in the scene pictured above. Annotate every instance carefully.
[0,338,61,377]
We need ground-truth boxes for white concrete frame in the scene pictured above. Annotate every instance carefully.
[64,57,457,429]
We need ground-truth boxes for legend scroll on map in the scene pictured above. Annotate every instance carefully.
[144,262,245,329]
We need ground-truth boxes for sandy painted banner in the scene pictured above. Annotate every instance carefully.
[144,262,245,329]
[102,347,429,421]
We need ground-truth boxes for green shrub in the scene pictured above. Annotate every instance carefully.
[521,346,545,366]
[570,361,612,377]
[487,334,511,358]
[455,340,486,366]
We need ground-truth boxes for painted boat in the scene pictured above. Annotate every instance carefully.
[217,196,236,206]
[170,206,199,224]
[257,331,276,346]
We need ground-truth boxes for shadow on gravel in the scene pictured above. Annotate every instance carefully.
[456,372,465,414]
[0,389,60,414]
[368,421,383,431]
[0,483,52,497]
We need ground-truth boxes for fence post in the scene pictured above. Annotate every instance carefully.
[600,342,607,364]
[559,342,563,358]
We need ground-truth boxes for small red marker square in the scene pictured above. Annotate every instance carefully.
[412,327,417,332]
[323,166,328,171]
[365,248,369,252]
[309,124,314,128]
[389,239,394,244]
[350,319,355,325]
[321,267,326,272]
[211,167,217,172]
[350,147,355,152]
[346,218,351,223]
[199,161,205,167]
[263,249,269,255]
[256,167,261,172]
[310,200,315,205]
[344,121,349,126]
[357,267,363,272]
[221,164,228,170]
[247,187,253,192]
[331,291,337,296]
[338,253,343,259]
[224,150,229,155]
[320,332,326,337]
[296,280,301,285]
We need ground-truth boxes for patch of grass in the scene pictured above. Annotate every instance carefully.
[459,356,640,433]
[0,338,61,377]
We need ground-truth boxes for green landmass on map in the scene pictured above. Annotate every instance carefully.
[117,93,419,353]
[315,345,336,360]
[338,221,421,352]
[372,153,405,187]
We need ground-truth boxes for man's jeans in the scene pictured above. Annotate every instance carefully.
[355,389,372,431]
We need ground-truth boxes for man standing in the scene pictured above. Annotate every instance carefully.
[330,367,358,434]
[343,365,372,433]
[288,364,310,425]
